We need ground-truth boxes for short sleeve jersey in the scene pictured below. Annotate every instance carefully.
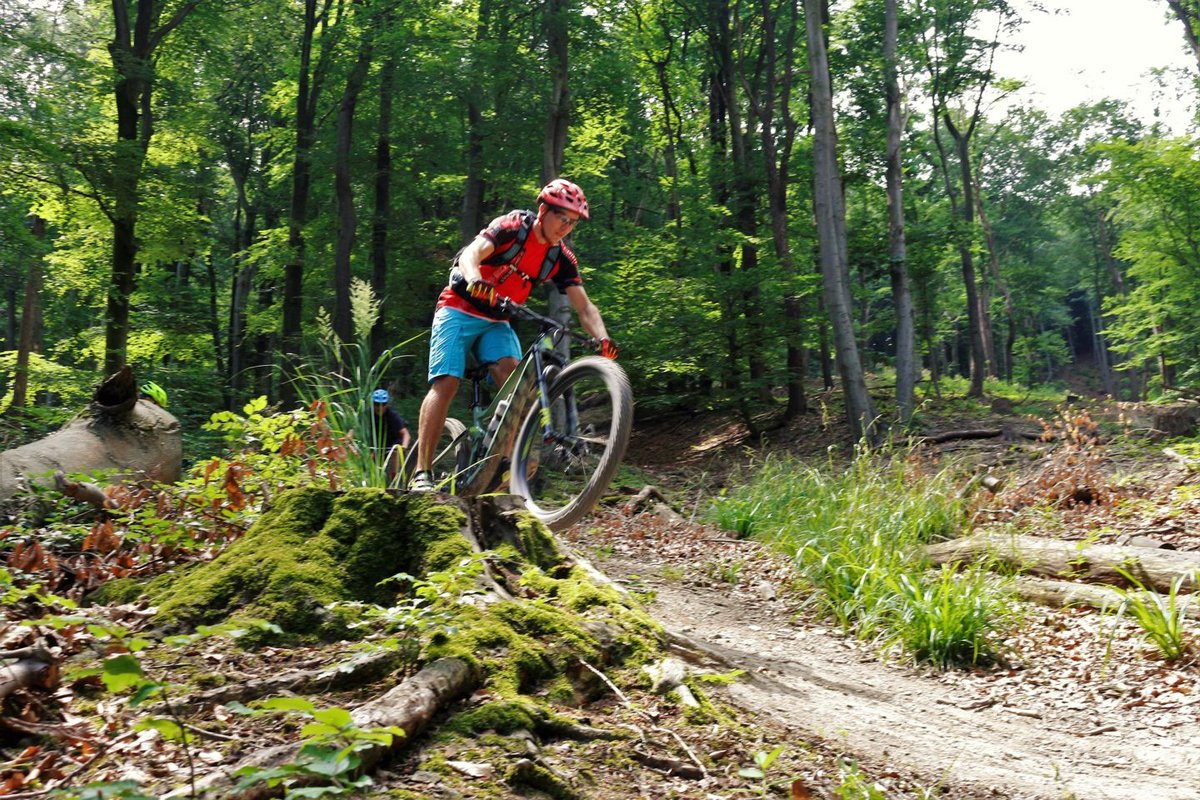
[375,407,409,449]
[437,210,583,320]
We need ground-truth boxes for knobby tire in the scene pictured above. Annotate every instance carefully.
[510,356,633,532]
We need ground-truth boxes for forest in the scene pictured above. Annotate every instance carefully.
[1,0,1197,444]
[6,2,1200,799]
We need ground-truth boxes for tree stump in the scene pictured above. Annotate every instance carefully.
[0,366,181,501]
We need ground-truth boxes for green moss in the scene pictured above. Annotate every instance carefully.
[86,576,144,606]
[679,680,738,726]
[421,532,474,573]
[446,699,546,736]
[146,487,468,640]
[514,515,563,570]
[193,672,226,689]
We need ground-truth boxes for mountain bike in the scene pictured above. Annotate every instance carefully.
[417,299,634,532]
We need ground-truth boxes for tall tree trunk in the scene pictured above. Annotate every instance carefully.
[542,0,570,185]
[804,0,877,442]
[542,0,573,336]
[12,216,45,410]
[283,0,330,401]
[1089,295,1114,397]
[708,0,767,430]
[942,115,986,397]
[1165,0,1200,72]
[371,49,396,358]
[749,0,806,419]
[705,5,741,411]
[204,250,226,393]
[884,0,915,423]
[816,287,833,391]
[227,164,256,408]
[104,0,201,375]
[708,76,741,402]
[975,191,1015,381]
[332,21,374,347]
[459,0,495,246]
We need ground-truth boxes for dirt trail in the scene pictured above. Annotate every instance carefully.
[638,563,1200,800]
[606,409,1200,799]
[625,561,1200,800]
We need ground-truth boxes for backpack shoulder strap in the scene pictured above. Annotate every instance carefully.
[538,245,562,284]
[490,210,535,264]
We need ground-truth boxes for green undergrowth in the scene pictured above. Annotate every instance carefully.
[710,448,1016,668]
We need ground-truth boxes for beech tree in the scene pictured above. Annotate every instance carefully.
[805,0,877,440]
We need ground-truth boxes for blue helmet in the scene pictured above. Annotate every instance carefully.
[371,388,390,404]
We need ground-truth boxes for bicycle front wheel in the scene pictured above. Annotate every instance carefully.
[510,356,633,532]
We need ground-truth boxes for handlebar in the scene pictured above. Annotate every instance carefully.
[498,298,598,350]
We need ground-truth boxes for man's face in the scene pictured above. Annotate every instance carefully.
[540,205,581,245]
[373,402,386,416]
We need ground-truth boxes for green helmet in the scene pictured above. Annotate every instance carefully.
[141,381,168,408]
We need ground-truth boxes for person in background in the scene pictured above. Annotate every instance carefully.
[371,388,411,485]
[409,178,618,492]
[140,382,168,408]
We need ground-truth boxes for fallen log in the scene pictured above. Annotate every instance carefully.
[0,366,181,502]
[927,533,1200,594]
[1009,575,1200,618]
[919,427,1047,445]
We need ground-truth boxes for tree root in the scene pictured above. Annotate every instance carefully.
[162,648,406,715]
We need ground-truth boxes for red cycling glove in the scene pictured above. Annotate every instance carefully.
[599,338,619,360]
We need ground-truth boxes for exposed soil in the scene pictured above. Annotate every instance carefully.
[572,404,1200,800]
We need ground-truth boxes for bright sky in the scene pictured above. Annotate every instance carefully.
[990,0,1197,132]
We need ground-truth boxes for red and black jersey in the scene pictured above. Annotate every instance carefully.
[438,210,582,321]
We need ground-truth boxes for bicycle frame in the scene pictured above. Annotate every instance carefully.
[445,308,577,496]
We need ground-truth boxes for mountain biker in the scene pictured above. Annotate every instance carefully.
[371,388,411,484]
[410,178,618,492]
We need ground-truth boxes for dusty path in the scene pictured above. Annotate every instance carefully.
[630,563,1200,800]
[565,509,1200,800]
[606,409,1200,799]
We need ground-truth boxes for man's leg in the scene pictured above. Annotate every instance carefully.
[415,375,460,476]
[488,357,518,387]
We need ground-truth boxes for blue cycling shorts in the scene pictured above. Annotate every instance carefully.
[427,306,521,383]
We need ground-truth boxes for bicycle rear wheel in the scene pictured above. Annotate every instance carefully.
[510,356,633,532]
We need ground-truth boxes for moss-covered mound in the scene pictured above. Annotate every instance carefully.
[146,486,471,638]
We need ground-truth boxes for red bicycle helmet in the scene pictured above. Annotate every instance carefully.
[538,178,590,221]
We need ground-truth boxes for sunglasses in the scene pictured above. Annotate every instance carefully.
[549,208,581,228]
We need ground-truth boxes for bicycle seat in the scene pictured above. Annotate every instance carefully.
[463,359,491,384]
